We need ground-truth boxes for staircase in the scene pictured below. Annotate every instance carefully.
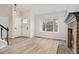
[0,24,9,48]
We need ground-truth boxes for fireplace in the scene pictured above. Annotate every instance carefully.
[65,12,79,54]
[68,25,75,53]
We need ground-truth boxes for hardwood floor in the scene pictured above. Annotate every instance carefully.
[57,44,73,54]
[0,37,65,54]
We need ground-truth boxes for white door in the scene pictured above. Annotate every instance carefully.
[22,18,29,37]
[13,14,21,38]
[22,24,28,36]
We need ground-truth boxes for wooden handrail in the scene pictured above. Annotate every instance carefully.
[0,24,8,30]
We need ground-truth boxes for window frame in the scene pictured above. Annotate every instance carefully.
[40,19,59,33]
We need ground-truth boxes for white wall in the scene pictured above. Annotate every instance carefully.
[0,16,9,39]
[0,5,9,39]
[35,11,67,40]
[29,11,35,38]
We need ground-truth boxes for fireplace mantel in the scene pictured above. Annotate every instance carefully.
[65,12,79,24]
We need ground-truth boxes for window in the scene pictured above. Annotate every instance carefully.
[42,19,58,32]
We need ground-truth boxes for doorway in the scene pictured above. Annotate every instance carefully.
[21,18,28,37]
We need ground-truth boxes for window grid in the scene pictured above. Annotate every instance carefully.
[42,19,58,32]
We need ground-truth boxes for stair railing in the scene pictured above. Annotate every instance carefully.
[0,24,9,45]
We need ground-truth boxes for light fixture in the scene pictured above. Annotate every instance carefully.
[13,4,17,14]
[14,4,17,11]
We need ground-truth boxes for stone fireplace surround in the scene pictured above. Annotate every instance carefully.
[65,12,79,54]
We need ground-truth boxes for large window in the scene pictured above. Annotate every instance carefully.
[42,19,58,32]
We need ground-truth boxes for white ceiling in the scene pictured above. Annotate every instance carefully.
[0,4,79,17]
[17,4,69,14]
[16,4,79,14]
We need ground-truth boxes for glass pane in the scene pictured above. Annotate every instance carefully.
[43,22,45,31]
[42,19,58,32]
[54,20,58,32]
[46,21,53,32]
[46,22,49,31]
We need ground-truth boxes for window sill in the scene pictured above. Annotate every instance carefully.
[40,31,59,33]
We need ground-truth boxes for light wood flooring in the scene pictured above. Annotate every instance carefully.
[0,37,65,54]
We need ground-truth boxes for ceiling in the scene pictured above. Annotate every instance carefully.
[17,4,69,14]
[0,4,79,17]
[16,4,79,14]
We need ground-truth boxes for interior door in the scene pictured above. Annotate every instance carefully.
[13,14,21,38]
[22,18,28,37]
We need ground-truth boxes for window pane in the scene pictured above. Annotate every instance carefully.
[46,21,53,32]
[42,19,58,32]
[54,20,58,32]
[46,22,49,31]
[43,22,45,31]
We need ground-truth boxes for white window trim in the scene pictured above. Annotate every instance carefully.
[40,31,59,33]
[40,19,59,33]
